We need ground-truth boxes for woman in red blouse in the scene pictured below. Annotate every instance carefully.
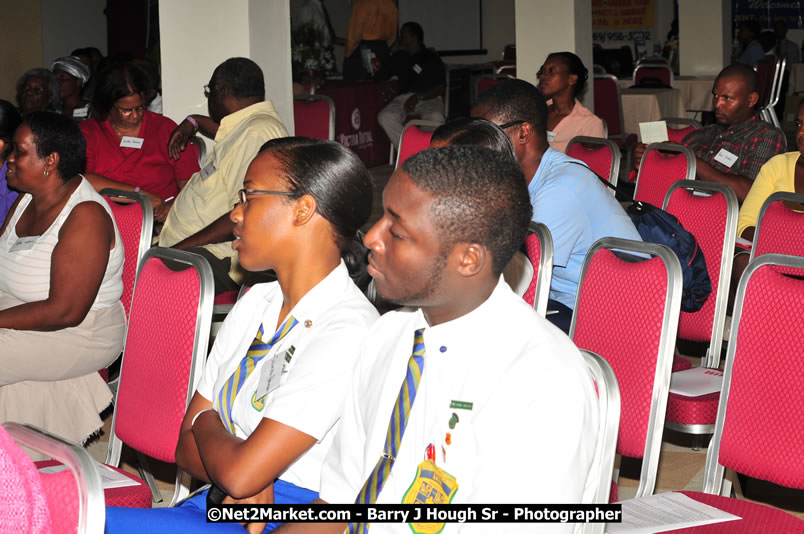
[80,62,200,221]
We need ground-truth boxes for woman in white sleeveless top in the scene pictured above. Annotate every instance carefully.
[0,112,126,445]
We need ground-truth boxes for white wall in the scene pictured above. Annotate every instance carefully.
[515,0,594,109]
[40,0,107,65]
[159,0,294,133]
[678,0,731,76]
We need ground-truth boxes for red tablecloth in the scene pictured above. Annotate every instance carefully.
[317,81,392,168]
[659,491,804,533]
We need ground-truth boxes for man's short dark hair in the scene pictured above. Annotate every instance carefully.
[741,20,761,38]
[402,145,532,275]
[401,22,424,45]
[716,63,760,94]
[213,57,265,100]
[474,78,548,136]
[431,117,515,159]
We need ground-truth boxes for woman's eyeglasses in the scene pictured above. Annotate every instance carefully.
[238,188,294,206]
[114,104,145,117]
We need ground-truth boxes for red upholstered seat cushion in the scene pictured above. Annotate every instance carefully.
[660,491,804,532]
[37,459,153,509]
[666,391,720,425]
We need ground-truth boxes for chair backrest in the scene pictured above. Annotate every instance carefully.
[663,181,738,368]
[475,74,514,100]
[633,64,674,87]
[3,422,105,534]
[502,44,516,61]
[106,248,213,503]
[100,190,154,318]
[579,350,620,513]
[634,142,696,207]
[751,192,804,269]
[593,74,626,139]
[756,57,777,108]
[566,136,621,193]
[293,95,335,141]
[703,254,804,496]
[188,135,207,168]
[394,120,441,169]
[662,118,701,144]
[570,237,682,498]
[636,56,670,66]
[522,221,553,316]
[496,64,516,76]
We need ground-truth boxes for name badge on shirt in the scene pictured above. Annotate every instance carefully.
[72,106,89,118]
[199,162,215,181]
[119,136,144,149]
[251,346,294,410]
[714,148,738,169]
[546,130,557,143]
[412,63,423,74]
[9,236,38,252]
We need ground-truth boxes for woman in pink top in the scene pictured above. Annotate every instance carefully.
[538,52,605,153]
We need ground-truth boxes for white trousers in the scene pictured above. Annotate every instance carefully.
[378,92,445,149]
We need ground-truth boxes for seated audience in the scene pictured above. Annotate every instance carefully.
[71,46,104,101]
[0,112,126,445]
[430,118,533,297]
[16,68,59,118]
[343,0,397,80]
[159,58,288,294]
[51,56,91,121]
[377,22,446,149]
[632,64,785,202]
[537,51,605,152]
[0,100,22,222]
[278,146,598,534]
[730,98,804,305]
[80,62,198,222]
[473,79,642,333]
[736,20,764,68]
[105,138,379,533]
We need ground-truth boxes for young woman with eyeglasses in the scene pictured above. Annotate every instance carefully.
[79,61,200,222]
[105,137,378,533]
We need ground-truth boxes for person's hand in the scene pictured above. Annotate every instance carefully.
[222,484,274,534]
[143,191,169,223]
[632,142,648,171]
[404,94,420,113]
[168,119,197,161]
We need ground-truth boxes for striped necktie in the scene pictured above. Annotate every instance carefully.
[217,316,298,434]
[348,329,426,534]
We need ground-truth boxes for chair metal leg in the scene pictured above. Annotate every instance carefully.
[135,450,164,503]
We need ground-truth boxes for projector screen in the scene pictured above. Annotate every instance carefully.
[397,0,485,55]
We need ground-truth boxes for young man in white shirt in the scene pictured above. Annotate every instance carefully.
[278,145,599,533]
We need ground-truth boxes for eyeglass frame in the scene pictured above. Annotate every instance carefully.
[498,119,525,129]
[238,188,294,206]
[114,104,146,117]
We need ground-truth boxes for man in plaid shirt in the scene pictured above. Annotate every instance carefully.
[633,64,785,202]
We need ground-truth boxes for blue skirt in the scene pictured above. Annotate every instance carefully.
[105,479,318,533]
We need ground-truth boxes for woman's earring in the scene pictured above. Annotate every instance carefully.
[44,169,49,177]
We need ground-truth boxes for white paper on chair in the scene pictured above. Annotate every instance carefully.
[669,367,724,397]
[639,120,669,144]
[38,461,138,489]
[606,492,740,533]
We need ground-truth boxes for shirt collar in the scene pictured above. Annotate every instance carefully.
[216,100,277,142]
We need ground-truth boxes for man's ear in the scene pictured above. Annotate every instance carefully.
[518,122,534,144]
[455,244,487,277]
[294,194,318,226]
[44,152,59,175]
[748,91,759,109]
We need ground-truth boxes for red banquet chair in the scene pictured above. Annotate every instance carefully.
[566,136,621,194]
[293,94,335,141]
[633,64,674,87]
[394,120,440,169]
[521,221,553,317]
[100,190,154,318]
[751,192,804,271]
[580,350,621,519]
[634,142,696,208]
[474,74,513,100]
[670,254,804,532]
[5,422,105,534]
[594,74,637,151]
[662,181,738,437]
[104,248,214,508]
[570,238,682,500]
[662,117,702,144]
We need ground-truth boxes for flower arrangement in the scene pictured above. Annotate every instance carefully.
[292,23,336,78]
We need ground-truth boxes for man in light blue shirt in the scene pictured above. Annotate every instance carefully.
[473,78,641,332]
[736,20,765,68]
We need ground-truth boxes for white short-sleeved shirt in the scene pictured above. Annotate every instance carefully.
[319,278,599,533]
[196,261,378,491]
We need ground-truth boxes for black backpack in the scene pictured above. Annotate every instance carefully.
[625,200,712,312]
[568,161,713,312]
